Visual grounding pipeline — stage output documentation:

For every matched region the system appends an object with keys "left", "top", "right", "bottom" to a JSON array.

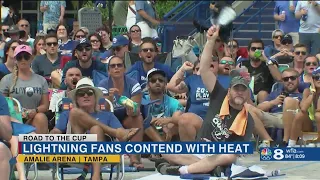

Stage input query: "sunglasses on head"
[
  {"left": 250, "top": 47, "right": 263, "bottom": 51},
  {"left": 77, "top": 46, "right": 92, "bottom": 51},
  {"left": 46, "top": 42, "right": 58, "bottom": 47},
  {"left": 76, "top": 89, "right": 94, "bottom": 97},
  {"left": 273, "top": 35, "right": 283, "bottom": 39},
  {"left": 109, "top": 63, "right": 124, "bottom": 69},
  {"left": 149, "top": 77, "right": 165, "bottom": 83},
  {"left": 76, "top": 35, "right": 85, "bottom": 39},
  {"left": 131, "top": 30, "right": 141, "bottom": 33},
  {"left": 306, "top": 62, "right": 318, "bottom": 66},
  {"left": 282, "top": 76, "right": 297, "bottom": 82},
  {"left": 141, "top": 48, "right": 155, "bottom": 53},
  {"left": 295, "top": 51, "right": 307, "bottom": 55},
  {"left": 220, "top": 60, "right": 234, "bottom": 65},
  {"left": 16, "top": 52, "right": 32, "bottom": 61},
  {"left": 313, "top": 75, "right": 320, "bottom": 81}
]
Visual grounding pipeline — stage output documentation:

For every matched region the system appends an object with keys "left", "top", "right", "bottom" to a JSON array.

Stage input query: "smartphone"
[{"left": 281, "top": 92, "right": 289, "bottom": 97}]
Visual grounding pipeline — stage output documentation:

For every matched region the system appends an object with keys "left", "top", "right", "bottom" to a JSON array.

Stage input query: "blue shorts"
[
  {"left": 114, "top": 108, "right": 128, "bottom": 122},
  {"left": 11, "top": 122, "right": 36, "bottom": 136}
]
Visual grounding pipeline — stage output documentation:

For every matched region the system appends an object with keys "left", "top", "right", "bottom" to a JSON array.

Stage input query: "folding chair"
[
  {"left": 5, "top": 97, "right": 38, "bottom": 180},
  {"left": 52, "top": 98, "right": 125, "bottom": 180}
]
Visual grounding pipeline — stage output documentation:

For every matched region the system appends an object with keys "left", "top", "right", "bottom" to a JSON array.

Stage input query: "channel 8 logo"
[
  {"left": 273, "top": 149, "right": 284, "bottom": 160},
  {"left": 260, "top": 148, "right": 284, "bottom": 161}
]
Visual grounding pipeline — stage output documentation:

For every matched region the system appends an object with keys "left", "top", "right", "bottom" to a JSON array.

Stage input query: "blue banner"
[
  {"left": 260, "top": 147, "right": 320, "bottom": 161},
  {"left": 19, "top": 142, "right": 253, "bottom": 155}
]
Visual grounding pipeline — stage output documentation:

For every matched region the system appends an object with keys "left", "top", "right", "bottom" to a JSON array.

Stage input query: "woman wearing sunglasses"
[
  {"left": 300, "top": 56, "right": 319, "bottom": 86},
  {"left": 98, "top": 56, "right": 144, "bottom": 168},
  {"left": 0, "top": 40, "right": 20, "bottom": 79},
  {"left": 129, "top": 25, "right": 142, "bottom": 53},
  {"left": 73, "top": 29, "right": 86, "bottom": 41},
  {"left": 0, "top": 44, "right": 49, "bottom": 134}
]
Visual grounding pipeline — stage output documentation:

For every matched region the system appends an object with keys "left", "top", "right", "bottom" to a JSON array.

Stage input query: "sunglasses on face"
[
  {"left": 46, "top": 42, "right": 58, "bottom": 47},
  {"left": 109, "top": 63, "right": 124, "bottom": 69},
  {"left": 282, "top": 76, "right": 297, "bottom": 82},
  {"left": 90, "top": 40, "right": 99, "bottom": 44},
  {"left": 77, "top": 46, "right": 92, "bottom": 52},
  {"left": 250, "top": 47, "right": 263, "bottom": 51},
  {"left": 228, "top": 45, "right": 238, "bottom": 49},
  {"left": 76, "top": 89, "right": 94, "bottom": 97},
  {"left": 313, "top": 75, "right": 320, "bottom": 81},
  {"left": 76, "top": 35, "right": 85, "bottom": 39},
  {"left": 295, "top": 51, "right": 307, "bottom": 55},
  {"left": 273, "top": 35, "right": 283, "bottom": 39},
  {"left": 16, "top": 53, "right": 32, "bottom": 61},
  {"left": 131, "top": 30, "right": 141, "bottom": 33},
  {"left": 141, "top": 48, "right": 155, "bottom": 53},
  {"left": 149, "top": 77, "right": 165, "bottom": 83},
  {"left": 2, "top": 29, "right": 9, "bottom": 32},
  {"left": 220, "top": 60, "right": 234, "bottom": 65},
  {"left": 306, "top": 62, "right": 318, "bottom": 66}
]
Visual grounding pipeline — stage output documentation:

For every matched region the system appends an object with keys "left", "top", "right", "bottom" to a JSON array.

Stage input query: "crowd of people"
[{"left": 0, "top": 0, "right": 320, "bottom": 179}]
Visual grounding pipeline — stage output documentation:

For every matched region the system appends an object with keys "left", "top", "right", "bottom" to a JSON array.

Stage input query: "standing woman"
[
  {"left": 126, "top": 0, "right": 136, "bottom": 31},
  {"left": 0, "top": 44, "right": 49, "bottom": 134},
  {"left": 0, "top": 40, "right": 20, "bottom": 77},
  {"left": 33, "top": 36, "right": 46, "bottom": 56},
  {"left": 129, "top": 25, "right": 142, "bottom": 53},
  {"left": 98, "top": 56, "right": 144, "bottom": 168}
]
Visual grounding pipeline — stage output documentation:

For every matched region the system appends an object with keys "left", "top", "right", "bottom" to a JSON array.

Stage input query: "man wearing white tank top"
[{"left": 135, "top": 1, "right": 159, "bottom": 38}]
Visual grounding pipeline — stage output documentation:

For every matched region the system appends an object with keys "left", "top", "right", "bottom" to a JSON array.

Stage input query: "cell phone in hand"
[{"left": 281, "top": 91, "right": 289, "bottom": 97}]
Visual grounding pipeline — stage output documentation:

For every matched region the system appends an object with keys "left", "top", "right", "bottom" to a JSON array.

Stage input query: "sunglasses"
[
  {"left": 2, "top": 29, "right": 9, "bottom": 32},
  {"left": 76, "top": 35, "right": 85, "bottom": 39},
  {"left": 295, "top": 51, "right": 307, "bottom": 55},
  {"left": 11, "top": 46, "right": 17, "bottom": 51},
  {"left": 77, "top": 46, "right": 92, "bottom": 51},
  {"left": 141, "top": 48, "right": 155, "bottom": 53},
  {"left": 109, "top": 63, "right": 124, "bottom": 68},
  {"left": 220, "top": 60, "right": 234, "bottom": 65},
  {"left": 149, "top": 77, "right": 165, "bottom": 83},
  {"left": 156, "top": 42, "right": 162, "bottom": 46},
  {"left": 16, "top": 53, "right": 32, "bottom": 61},
  {"left": 305, "top": 62, "right": 318, "bottom": 66},
  {"left": 228, "top": 45, "right": 238, "bottom": 49},
  {"left": 131, "top": 30, "right": 141, "bottom": 33},
  {"left": 273, "top": 35, "right": 283, "bottom": 39},
  {"left": 76, "top": 89, "right": 94, "bottom": 97},
  {"left": 250, "top": 47, "right": 263, "bottom": 51},
  {"left": 90, "top": 40, "right": 99, "bottom": 44},
  {"left": 46, "top": 42, "right": 58, "bottom": 47},
  {"left": 282, "top": 76, "right": 297, "bottom": 82},
  {"left": 313, "top": 76, "right": 320, "bottom": 81}
]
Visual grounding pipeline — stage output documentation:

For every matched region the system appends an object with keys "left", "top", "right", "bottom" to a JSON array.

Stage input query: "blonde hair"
[{"left": 9, "top": 64, "right": 19, "bottom": 96}]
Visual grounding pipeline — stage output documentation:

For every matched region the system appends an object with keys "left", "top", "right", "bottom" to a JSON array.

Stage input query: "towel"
[{"left": 219, "top": 95, "right": 247, "bottom": 136}]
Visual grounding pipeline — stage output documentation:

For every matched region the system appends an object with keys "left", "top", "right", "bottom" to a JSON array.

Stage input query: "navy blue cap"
[
  {"left": 112, "top": 35, "right": 129, "bottom": 47},
  {"left": 75, "top": 38, "right": 91, "bottom": 49}
]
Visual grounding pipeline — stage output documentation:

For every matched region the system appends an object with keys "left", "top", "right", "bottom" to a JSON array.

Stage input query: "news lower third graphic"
[{"left": 260, "top": 148, "right": 320, "bottom": 161}]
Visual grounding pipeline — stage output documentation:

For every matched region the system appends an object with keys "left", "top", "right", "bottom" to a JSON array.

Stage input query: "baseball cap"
[
  {"left": 281, "top": 34, "right": 293, "bottom": 45},
  {"left": 147, "top": 68, "right": 166, "bottom": 80},
  {"left": 14, "top": 45, "right": 32, "bottom": 58},
  {"left": 75, "top": 38, "right": 91, "bottom": 50},
  {"left": 112, "top": 35, "right": 129, "bottom": 48},
  {"left": 312, "top": 67, "right": 320, "bottom": 76},
  {"left": 229, "top": 68, "right": 250, "bottom": 88}
]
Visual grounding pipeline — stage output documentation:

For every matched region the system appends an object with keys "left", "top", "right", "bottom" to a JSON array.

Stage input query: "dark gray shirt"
[{"left": 32, "top": 54, "right": 61, "bottom": 77}]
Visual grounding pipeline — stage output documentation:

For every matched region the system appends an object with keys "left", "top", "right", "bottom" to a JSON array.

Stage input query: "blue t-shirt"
[
  {"left": 55, "top": 110, "right": 122, "bottom": 133},
  {"left": 264, "top": 45, "right": 280, "bottom": 59},
  {"left": 135, "top": 1, "right": 156, "bottom": 28},
  {"left": 0, "top": 64, "right": 10, "bottom": 76},
  {"left": 143, "top": 94, "right": 184, "bottom": 118},
  {"left": 127, "top": 61, "right": 174, "bottom": 89},
  {"left": 185, "top": 75, "right": 209, "bottom": 119},
  {"left": 98, "top": 75, "right": 142, "bottom": 109},
  {"left": 265, "top": 90, "right": 302, "bottom": 113},
  {"left": 58, "top": 40, "right": 77, "bottom": 56},
  {"left": 0, "top": 94, "right": 10, "bottom": 116},
  {"left": 92, "top": 50, "right": 112, "bottom": 61},
  {"left": 274, "top": 1, "right": 300, "bottom": 33},
  {"left": 40, "top": 1, "right": 66, "bottom": 24}
]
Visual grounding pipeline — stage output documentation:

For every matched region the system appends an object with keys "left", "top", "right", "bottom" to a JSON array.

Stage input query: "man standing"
[
  {"left": 135, "top": 0, "right": 159, "bottom": 38},
  {"left": 112, "top": 1, "right": 129, "bottom": 26},
  {"left": 40, "top": 0, "right": 66, "bottom": 33},
  {"left": 295, "top": 0, "right": 320, "bottom": 55},
  {"left": 274, "top": 0, "right": 300, "bottom": 45},
  {"left": 17, "top": 19, "right": 35, "bottom": 47}
]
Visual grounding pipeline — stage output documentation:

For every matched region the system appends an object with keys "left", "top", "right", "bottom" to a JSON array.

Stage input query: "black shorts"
[{"left": 114, "top": 108, "right": 128, "bottom": 123}]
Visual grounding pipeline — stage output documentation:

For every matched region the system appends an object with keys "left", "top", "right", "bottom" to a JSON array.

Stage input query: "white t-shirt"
[
  {"left": 126, "top": 5, "right": 137, "bottom": 31},
  {"left": 295, "top": 1, "right": 320, "bottom": 33},
  {"left": 1, "top": 6, "right": 9, "bottom": 23}
]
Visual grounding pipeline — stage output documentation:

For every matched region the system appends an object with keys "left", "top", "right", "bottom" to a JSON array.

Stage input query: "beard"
[{"left": 233, "top": 96, "right": 245, "bottom": 106}]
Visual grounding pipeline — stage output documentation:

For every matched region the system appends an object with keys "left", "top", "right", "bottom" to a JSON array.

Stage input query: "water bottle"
[
  {"left": 118, "top": 96, "right": 138, "bottom": 114},
  {"left": 281, "top": 11, "right": 286, "bottom": 20}
]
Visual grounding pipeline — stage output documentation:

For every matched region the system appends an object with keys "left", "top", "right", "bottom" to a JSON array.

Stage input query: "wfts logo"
[{"left": 260, "top": 148, "right": 272, "bottom": 160}]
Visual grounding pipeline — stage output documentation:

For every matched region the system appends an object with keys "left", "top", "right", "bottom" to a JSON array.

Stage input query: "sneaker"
[
  {"left": 157, "top": 162, "right": 180, "bottom": 175},
  {"left": 258, "top": 140, "right": 271, "bottom": 148}
]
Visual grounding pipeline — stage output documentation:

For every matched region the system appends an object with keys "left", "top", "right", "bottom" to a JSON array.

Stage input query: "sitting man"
[
  {"left": 60, "top": 39, "right": 106, "bottom": 89},
  {"left": 143, "top": 68, "right": 185, "bottom": 142},
  {"left": 218, "top": 56, "right": 235, "bottom": 75},
  {"left": 0, "top": 93, "right": 13, "bottom": 180},
  {"left": 158, "top": 26, "right": 255, "bottom": 175},
  {"left": 50, "top": 77, "right": 140, "bottom": 180},
  {"left": 250, "top": 68, "right": 306, "bottom": 147}
]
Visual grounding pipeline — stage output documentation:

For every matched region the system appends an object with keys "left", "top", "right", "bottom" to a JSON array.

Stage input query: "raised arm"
[
  {"left": 199, "top": 26, "right": 219, "bottom": 92},
  {"left": 300, "top": 88, "right": 314, "bottom": 113},
  {"left": 167, "top": 61, "right": 193, "bottom": 94}
]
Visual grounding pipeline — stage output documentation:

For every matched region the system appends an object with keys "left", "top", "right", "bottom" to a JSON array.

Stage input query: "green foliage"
[
  {"left": 82, "top": 1, "right": 109, "bottom": 22},
  {"left": 155, "top": 1, "right": 180, "bottom": 19}
]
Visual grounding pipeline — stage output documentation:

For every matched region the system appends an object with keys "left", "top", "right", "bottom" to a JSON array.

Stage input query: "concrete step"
[
  {"left": 235, "top": 37, "right": 272, "bottom": 47},
  {"left": 236, "top": 15, "right": 275, "bottom": 23},
  {"left": 242, "top": 7, "right": 274, "bottom": 16},
  {"left": 252, "top": 1, "right": 275, "bottom": 9},
  {"left": 233, "top": 22, "right": 276, "bottom": 31},
  {"left": 233, "top": 30, "right": 274, "bottom": 39}
]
